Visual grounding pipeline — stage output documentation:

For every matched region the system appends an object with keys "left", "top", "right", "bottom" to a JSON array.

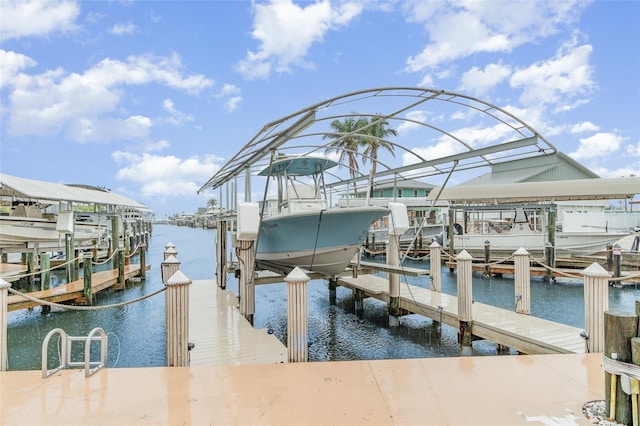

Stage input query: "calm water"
[{"left": 6, "top": 225, "right": 640, "bottom": 370}]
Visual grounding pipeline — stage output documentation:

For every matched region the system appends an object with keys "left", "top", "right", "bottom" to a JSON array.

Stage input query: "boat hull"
[
  {"left": 0, "top": 216, "right": 109, "bottom": 249},
  {"left": 256, "top": 206, "right": 389, "bottom": 275},
  {"left": 452, "top": 231, "right": 628, "bottom": 257}
]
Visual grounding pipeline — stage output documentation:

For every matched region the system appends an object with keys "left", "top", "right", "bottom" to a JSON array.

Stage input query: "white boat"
[
  {"left": 441, "top": 207, "right": 629, "bottom": 257},
  {"left": 255, "top": 156, "right": 389, "bottom": 276},
  {"left": 0, "top": 204, "right": 110, "bottom": 249}
]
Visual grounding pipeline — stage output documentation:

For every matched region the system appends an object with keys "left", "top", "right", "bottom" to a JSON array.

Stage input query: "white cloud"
[
  {"left": 570, "top": 132, "right": 624, "bottom": 160},
  {"left": 570, "top": 121, "right": 599, "bottom": 134},
  {"left": 112, "top": 151, "right": 223, "bottom": 199},
  {"left": 0, "top": 50, "right": 37, "bottom": 88},
  {"left": 216, "top": 84, "right": 243, "bottom": 111},
  {"left": 236, "top": 0, "right": 363, "bottom": 79},
  {"left": 0, "top": 0, "right": 80, "bottom": 40},
  {"left": 625, "top": 141, "right": 640, "bottom": 158},
  {"left": 403, "top": 0, "right": 587, "bottom": 71},
  {"left": 396, "top": 110, "right": 429, "bottom": 134},
  {"left": 459, "top": 62, "right": 511, "bottom": 96},
  {"left": 510, "top": 37, "right": 595, "bottom": 110},
  {"left": 5, "top": 53, "right": 213, "bottom": 142},
  {"left": 110, "top": 22, "right": 137, "bottom": 36},
  {"left": 161, "top": 99, "right": 195, "bottom": 126}
]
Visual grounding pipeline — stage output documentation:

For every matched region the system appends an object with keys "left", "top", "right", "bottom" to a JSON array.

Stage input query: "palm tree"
[
  {"left": 361, "top": 114, "right": 397, "bottom": 176},
  {"left": 323, "top": 116, "right": 368, "bottom": 196},
  {"left": 207, "top": 198, "right": 217, "bottom": 211}
]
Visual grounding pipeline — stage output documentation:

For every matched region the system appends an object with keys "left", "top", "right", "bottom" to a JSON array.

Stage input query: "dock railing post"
[
  {"left": 1, "top": 278, "right": 9, "bottom": 371},
  {"left": 161, "top": 255, "right": 180, "bottom": 285},
  {"left": 514, "top": 247, "right": 530, "bottom": 315},
  {"left": 165, "top": 270, "right": 192, "bottom": 367},
  {"left": 456, "top": 250, "right": 473, "bottom": 356},
  {"left": 583, "top": 263, "right": 610, "bottom": 353},
  {"left": 429, "top": 241, "right": 441, "bottom": 292},
  {"left": 285, "top": 267, "right": 309, "bottom": 362}
]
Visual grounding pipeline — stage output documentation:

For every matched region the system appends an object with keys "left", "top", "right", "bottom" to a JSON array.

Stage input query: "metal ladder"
[{"left": 41, "top": 327, "right": 108, "bottom": 378}]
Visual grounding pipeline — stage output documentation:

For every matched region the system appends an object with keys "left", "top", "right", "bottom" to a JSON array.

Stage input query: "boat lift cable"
[
  {"left": 401, "top": 160, "right": 458, "bottom": 263},
  {"left": 309, "top": 209, "right": 325, "bottom": 273}
]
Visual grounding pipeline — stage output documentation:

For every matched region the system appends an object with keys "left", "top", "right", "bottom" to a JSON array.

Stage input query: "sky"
[{"left": 1, "top": 0, "right": 639, "bottom": 218}]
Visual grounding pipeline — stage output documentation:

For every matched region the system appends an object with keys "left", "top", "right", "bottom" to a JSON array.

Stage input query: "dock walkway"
[
  {"left": 338, "top": 274, "right": 586, "bottom": 354},
  {"left": 188, "top": 279, "right": 287, "bottom": 365},
  {"left": 7, "top": 265, "right": 143, "bottom": 311}
]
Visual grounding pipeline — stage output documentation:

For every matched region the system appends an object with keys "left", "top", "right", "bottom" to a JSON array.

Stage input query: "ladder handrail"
[{"left": 41, "top": 327, "right": 108, "bottom": 378}]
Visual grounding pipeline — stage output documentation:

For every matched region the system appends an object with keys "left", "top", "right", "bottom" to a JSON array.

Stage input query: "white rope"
[
  {"left": 8, "top": 255, "right": 81, "bottom": 279},
  {"left": 7, "top": 286, "right": 166, "bottom": 311},
  {"left": 602, "top": 354, "right": 640, "bottom": 380}
]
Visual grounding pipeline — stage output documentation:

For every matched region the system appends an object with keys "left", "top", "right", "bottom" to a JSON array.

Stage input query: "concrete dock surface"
[{"left": 1, "top": 352, "right": 605, "bottom": 425}]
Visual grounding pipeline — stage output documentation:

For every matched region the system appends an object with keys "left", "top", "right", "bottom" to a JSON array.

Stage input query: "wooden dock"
[
  {"left": 337, "top": 274, "right": 586, "bottom": 355},
  {"left": 0, "top": 263, "right": 27, "bottom": 282},
  {"left": 7, "top": 265, "right": 144, "bottom": 311},
  {"left": 188, "top": 279, "right": 287, "bottom": 365}
]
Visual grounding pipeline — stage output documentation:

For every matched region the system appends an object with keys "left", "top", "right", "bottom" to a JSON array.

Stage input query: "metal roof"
[
  {"left": 0, "top": 173, "right": 146, "bottom": 208},
  {"left": 198, "top": 87, "right": 557, "bottom": 194},
  {"left": 426, "top": 177, "right": 640, "bottom": 204}
]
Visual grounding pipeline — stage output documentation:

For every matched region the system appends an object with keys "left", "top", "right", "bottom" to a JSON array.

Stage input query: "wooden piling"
[
  {"left": 583, "top": 263, "right": 610, "bottom": 353},
  {"left": 604, "top": 310, "right": 638, "bottom": 424},
  {"left": 116, "top": 248, "right": 125, "bottom": 290},
  {"left": 514, "top": 247, "right": 530, "bottom": 315},
  {"left": 40, "top": 253, "right": 51, "bottom": 314},
  {"left": 387, "top": 234, "right": 401, "bottom": 327},
  {"left": 631, "top": 338, "right": 640, "bottom": 426},
  {"left": 429, "top": 241, "right": 441, "bottom": 292},
  {"left": 285, "top": 267, "right": 309, "bottom": 362},
  {"left": 483, "top": 240, "right": 490, "bottom": 276},
  {"left": 139, "top": 244, "right": 146, "bottom": 280},
  {"left": 83, "top": 253, "right": 92, "bottom": 305},
  {"left": 0, "top": 278, "right": 9, "bottom": 372},
  {"left": 457, "top": 250, "right": 473, "bottom": 356},
  {"left": 40, "top": 253, "right": 50, "bottom": 291},
  {"left": 329, "top": 278, "right": 337, "bottom": 305},
  {"left": 165, "top": 270, "right": 192, "bottom": 367},
  {"left": 354, "top": 288, "right": 364, "bottom": 317}
]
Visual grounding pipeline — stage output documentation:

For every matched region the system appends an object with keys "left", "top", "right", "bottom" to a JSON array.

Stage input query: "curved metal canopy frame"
[{"left": 198, "top": 87, "right": 556, "bottom": 194}]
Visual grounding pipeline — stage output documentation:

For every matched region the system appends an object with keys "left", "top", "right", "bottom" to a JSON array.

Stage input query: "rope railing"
[
  {"left": 126, "top": 243, "right": 143, "bottom": 258},
  {"left": 7, "top": 286, "right": 166, "bottom": 311},
  {"left": 529, "top": 256, "right": 583, "bottom": 278},
  {"left": 6, "top": 255, "right": 82, "bottom": 280},
  {"left": 91, "top": 248, "right": 122, "bottom": 266}
]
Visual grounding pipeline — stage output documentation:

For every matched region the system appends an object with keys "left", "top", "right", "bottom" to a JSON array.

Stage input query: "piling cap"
[
  {"left": 583, "top": 262, "right": 611, "bottom": 278},
  {"left": 514, "top": 247, "right": 529, "bottom": 255},
  {"left": 162, "top": 255, "right": 180, "bottom": 264},
  {"left": 455, "top": 250, "right": 473, "bottom": 261},
  {"left": 429, "top": 240, "right": 441, "bottom": 248},
  {"left": 284, "top": 267, "right": 310, "bottom": 283},
  {"left": 164, "top": 246, "right": 178, "bottom": 255},
  {"left": 166, "top": 270, "right": 192, "bottom": 286},
  {"left": 165, "top": 242, "right": 175, "bottom": 249}
]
